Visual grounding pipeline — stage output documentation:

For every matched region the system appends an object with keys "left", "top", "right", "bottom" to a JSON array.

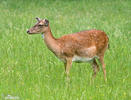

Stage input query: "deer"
[{"left": 27, "top": 17, "right": 109, "bottom": 81}]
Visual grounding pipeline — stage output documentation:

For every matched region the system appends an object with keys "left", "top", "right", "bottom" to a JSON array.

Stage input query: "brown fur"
[{"left": 27, "top": 18, "right": 109, "bottom": 81}]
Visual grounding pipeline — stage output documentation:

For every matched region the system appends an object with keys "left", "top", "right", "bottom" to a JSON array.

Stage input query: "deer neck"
[{"left": 42, "top": 26, "right": 60, "bottom": 54}]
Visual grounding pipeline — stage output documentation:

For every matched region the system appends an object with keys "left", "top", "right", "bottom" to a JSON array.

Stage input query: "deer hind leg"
[
  {"left": 91, "top": 58, "right": 100, "bottom": 79},
  {"left": 99, "top": 55, "right": 106, "bottom": 81}
]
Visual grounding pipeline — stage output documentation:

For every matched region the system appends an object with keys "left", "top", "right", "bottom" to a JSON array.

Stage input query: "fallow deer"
[{"left": 27, "top": 18, "right": 109, "bottom": 81}]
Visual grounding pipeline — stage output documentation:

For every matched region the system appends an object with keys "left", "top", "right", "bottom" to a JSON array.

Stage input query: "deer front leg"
[{"left": 64, "top": 58, "right": 72, "bottom": 77}]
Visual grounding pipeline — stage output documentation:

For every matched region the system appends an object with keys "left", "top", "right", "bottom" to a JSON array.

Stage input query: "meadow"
[{"left": 0, "top": 0, "right": 131, "bottom": 100}]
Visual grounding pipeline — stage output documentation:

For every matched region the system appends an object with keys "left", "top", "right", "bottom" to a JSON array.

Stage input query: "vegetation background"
[{"left": 0, "top": 0, "right": 130, "bottom": 100}]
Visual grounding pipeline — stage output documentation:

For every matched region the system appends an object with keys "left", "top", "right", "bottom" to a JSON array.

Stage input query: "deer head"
[{"left": 27, "top": 17, "right": 49, "bottom": 34}]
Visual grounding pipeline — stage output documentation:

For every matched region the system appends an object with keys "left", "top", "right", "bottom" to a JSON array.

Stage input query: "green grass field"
[{"left": 0, "top": 0, "right": 131, "bottom": 100}]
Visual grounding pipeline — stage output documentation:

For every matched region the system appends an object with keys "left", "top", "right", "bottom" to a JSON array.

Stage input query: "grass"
[{"left": 0, "top": 0, "right": 131, "bottom": 100}]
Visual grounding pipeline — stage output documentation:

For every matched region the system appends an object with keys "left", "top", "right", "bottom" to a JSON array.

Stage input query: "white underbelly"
[{"left": 72, "top": 55, "right": 96, "bottom": 62}]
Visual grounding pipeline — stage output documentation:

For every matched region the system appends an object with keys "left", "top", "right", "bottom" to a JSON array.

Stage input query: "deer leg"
[
  {"left": 64, "top": 63, "right": 66, "bottom": 71},
  {"left": 91, "top": 58, "right": 99, "bottom": 78},
  {"left": 99, "top": 56, "right": 106, "bottom": 81},
  {"left": 65, "top": 58, "right": 72, "bottom": 77}
]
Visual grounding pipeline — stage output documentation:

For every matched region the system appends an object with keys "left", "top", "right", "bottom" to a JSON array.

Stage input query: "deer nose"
[{"left": 27, "top": 30, "right": 30, "bottom": 33}]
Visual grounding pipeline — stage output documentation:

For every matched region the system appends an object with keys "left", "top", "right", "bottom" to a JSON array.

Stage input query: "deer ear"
[
  {"left": 36, "top": 17, "right": 41, "bottom": 22},
  {"left": 44, "top": 19, "right": 49, "bottom": 26}
]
